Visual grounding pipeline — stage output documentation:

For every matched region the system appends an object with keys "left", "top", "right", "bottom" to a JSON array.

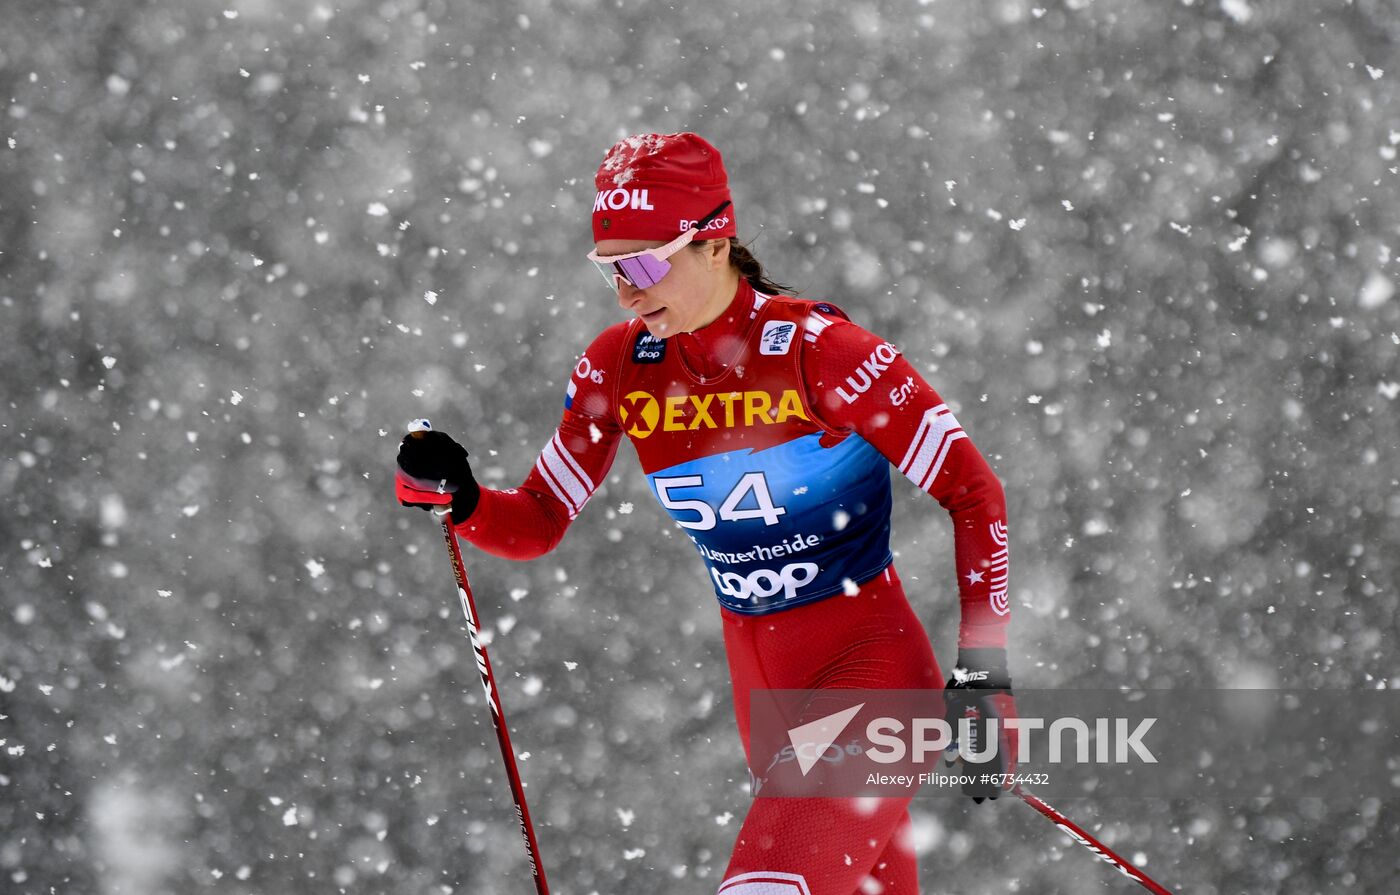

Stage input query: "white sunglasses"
[{"left": 586, "top": 201, "right": 731, "bottom": 291}]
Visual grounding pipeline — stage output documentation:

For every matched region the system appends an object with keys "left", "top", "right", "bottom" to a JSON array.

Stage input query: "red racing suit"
[{"left": 459, "top": 281, "right": 1010, "bottom": 894}]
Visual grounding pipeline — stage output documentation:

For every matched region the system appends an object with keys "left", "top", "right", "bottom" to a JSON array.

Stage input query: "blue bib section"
[{"left": 646, "top": 432, "right": 893, "bottom": 614}]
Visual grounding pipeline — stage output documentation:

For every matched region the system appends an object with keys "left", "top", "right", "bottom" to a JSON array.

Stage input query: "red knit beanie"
[{"left": 591, "top": 133, "right": 737, "bottom": 243}]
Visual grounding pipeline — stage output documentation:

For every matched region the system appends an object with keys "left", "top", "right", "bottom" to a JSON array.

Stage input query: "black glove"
[
  {"left": 395, "top": 430, "right": 480, "bottom": 521},
  {"left": 943, "top": 647, "right": 1018, "bottom": 804}
]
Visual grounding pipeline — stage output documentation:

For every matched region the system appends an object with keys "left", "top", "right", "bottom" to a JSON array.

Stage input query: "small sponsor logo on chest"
[
  {"left": 620, "top": 389, "right": 809, "bottom": 438},
  {"left": 760, "top": 320, "right": 796, "bottom": 355},
  {"left": 632, "top": 331, "right": 666, "bottom": 364}
]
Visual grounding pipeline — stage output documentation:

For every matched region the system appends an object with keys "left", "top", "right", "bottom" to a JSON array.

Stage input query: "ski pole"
[
  {"left": 437, "top": 510, "right": 550, "bottom": 894},
  {"left": 408, "top": 422, "right": 550, "bottom": 894},
  {"left": 1013, "top": 787, "right": 1173, "bottom": 894}
]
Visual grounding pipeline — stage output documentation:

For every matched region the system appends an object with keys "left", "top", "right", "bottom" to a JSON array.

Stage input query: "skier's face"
[{"left": 596, "top": 238, "right": 731, "bottom": 338}]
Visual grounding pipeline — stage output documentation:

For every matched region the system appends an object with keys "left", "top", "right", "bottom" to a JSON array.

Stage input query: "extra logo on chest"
[{"left": 619, "top": 387, "right": 810, "bottom": 439}]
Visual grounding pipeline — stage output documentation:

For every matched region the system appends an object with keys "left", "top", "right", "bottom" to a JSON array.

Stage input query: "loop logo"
[{"left": 711, "top": 562, "right": 819, "bottom": 604}]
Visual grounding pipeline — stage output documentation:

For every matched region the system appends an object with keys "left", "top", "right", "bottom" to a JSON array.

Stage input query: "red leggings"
[{"left": 719, "top": 565, "right": 941, "bottom": 895}]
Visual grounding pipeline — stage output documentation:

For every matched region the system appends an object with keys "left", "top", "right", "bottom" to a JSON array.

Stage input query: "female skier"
[{"left": 396, "top": 132, "right": 1017, "bottom": 895}]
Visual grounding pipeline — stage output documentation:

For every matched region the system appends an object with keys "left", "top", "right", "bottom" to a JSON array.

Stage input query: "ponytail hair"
[
  {"left": 696, "top": 238, "right": 797, "bottom": 296},
  {"left": 730, "top": 239, "right": 797, "bottom": 296}
]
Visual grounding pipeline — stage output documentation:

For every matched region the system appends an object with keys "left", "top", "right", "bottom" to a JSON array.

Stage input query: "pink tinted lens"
[{"left": 615, "top": 253, "right": 672, "bottom": 289}]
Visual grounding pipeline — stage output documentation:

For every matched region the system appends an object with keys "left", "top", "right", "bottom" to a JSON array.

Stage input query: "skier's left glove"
[
  {"left": 943, "top": 647, "right": 1018, "bottom": 804},
  {"left": 395, "top": 430, "right": 481, "bottom": 521}
]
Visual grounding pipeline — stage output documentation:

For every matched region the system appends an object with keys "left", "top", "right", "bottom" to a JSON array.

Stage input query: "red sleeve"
[
  {"left": 455, "top": 324, "right": 628, "bottom": 560},
  {"left": 802, "top": 307, "right": 1011, "bottom": 650}
]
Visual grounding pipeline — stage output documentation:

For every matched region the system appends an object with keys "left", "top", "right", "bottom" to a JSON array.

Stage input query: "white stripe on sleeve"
[
  {"left": 534, "top": 456, "right": 574, "bottom": 514},
  {"left": 551, "top": 433, "right": 595, "bottom": 493},
  {"left": 718, "top": 871, "right": 812, "bottom": 895},
  {"left": 897, "top": 404, "right": 967, "bottom": 492},
  {"left": 537, "top": 433, "right": 594, "bottom": 518}
]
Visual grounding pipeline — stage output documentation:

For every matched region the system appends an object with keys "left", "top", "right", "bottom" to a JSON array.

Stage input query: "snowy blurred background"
[{"left": 2, "top": 0, "right": 1398, "bottom": 892}]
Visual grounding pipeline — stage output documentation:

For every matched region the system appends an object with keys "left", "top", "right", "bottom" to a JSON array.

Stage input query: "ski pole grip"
[{"left": 404, "top": 419, "right": 451, "bottom": 517}]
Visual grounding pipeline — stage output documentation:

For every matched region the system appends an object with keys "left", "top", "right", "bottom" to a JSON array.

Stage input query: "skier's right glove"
[
  {"left": 395, "top": 429, "right": 481, "bottom": 521},
  {"left": 943, "top": 647, "right": 1018, "bottom": 804}
]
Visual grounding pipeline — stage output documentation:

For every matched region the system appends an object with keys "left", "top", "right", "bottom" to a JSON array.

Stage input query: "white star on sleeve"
[{"left": 965, "top": 569, "right": 985, "bottom": 585}]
